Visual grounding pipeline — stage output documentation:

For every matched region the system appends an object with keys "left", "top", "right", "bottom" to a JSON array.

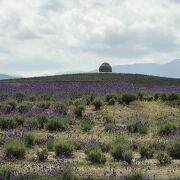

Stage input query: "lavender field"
[{"left": 0, "top": 79, "right": 180, "bottom": 179}]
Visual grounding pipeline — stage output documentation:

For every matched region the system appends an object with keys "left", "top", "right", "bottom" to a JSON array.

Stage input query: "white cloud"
[{"left": 0, "top": 0, "right": 180, "bottom": 76}]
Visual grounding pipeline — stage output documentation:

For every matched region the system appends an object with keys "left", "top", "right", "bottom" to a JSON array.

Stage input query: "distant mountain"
[
  {"left": 112, "top": 59, "right": 180, "bottom": 78},
  {"left": 0, "top": 74, "right": 15, "bottom": 80}
]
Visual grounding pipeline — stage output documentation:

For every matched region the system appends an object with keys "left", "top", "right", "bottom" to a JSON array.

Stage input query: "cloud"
[{"left": 0, "top": 0, "right": 180, "bottom": 76}]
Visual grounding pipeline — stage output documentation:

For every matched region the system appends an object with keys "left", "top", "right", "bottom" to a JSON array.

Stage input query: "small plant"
[
  {"left": 81, "top": 120, "right": 92, "bottom": 132},
  {"left": 18, "top": 103, "right": 31, "bottom": 114},
  {"left": 122, "top": 150, "right": 133, "bottom": 164},
  {"left": 57, "top": 164, "right": 78, "bottom": 180},
  {"left": 37, "top": 148, "right": 48, "bottom": 162},
  {"left": 0, "top": 165, "right": 14, "bottom": 179},
  {"left": 37, "top": 101, "right": 51, "bottom": 109},
  {"left": 156, "top": 151, "right": 171, "bottom": 165},
  {"left": 0, "top": 116, "right": 17, "bottom": 130},
  {"left": 46, "top": 139, "right": 55, "bottom": 151},
  {"left": 54, "top": 103, "right": 67, "bottom": 115},
  {"left": 122, "top": 93, "right": 136, "bottom": 105},
  {"left": 160, "top": 93, "right": 167, "bottom": 101},
  {"left": 106, "top": 93, "right": 117, "bottom": 102},
  {"left": 15, "top": 92, "right": 25, "bottom": 102},
  {"left": 104, "top": 123, "right": 115, "bottom": 133},
  {"left": 74, "top": 105, "right": 85, "bottom": 117},
  {"left": 24, "top": 132, "right": 36, "bottom": 147},
  {"left": 37, "top": 114, "right": 48, "bottom": 129},
  {"left": 108, "top": 98, "right": 116, "bottom": 105},
  {"left": 158, "top": 123, "right": 177, "bottom": 136},
  {"left": 87, "top": 147, "right": 106, "bottom": 164},
  {"left": 93, "top": 97, "right": 103, "bottom": 110},
  {"left": 4, "top": 139, "right": 26, "bottom": 159},
  {"left": 154, "top": 93, "right": 159, "bottom": 101},
  {"left": 126, "top": 170, "right": 144, "bottom": 180},
  {"left": 23, "top": 118, "right": 39, "bottom": 130},
  {"left": 168, "top": 93, "right": 179, "bottom": 101},
  {"left": 167, "top": 141, "right": 180, "bottom": 159},
  {"left": 139, "top": 144, "right": 155, "bottom": 159},
  {"left": 45, "top": 118, "right": 68, "bottom": 131},
  {"left": 127, "top": 121, "right": 149, "bottom": 135},
  {"left": 54, "top": 140, "right": 74, "bottom": 157}
]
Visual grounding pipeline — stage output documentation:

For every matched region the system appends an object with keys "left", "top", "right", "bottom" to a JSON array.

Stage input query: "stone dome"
[{"left": 99, "top": 62, "right": 112, "bottom": 72}]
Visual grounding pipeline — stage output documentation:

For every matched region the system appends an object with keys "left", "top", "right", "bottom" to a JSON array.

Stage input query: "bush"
[
  {"left": 168, "top": 93, "right": 179, "bottom": 101},
  {"left": 154, "top": 93, "right": 159, "bottom": 101},
  {"left": 81, "top": 120, "right": 92, "bottom": 132},
  {"left": 0, "top": 116, "right": 17, "bottom": 130},
  {"left": 15, "top": 92, "right": 25, "bottom": 102},
  {"left": 57, "top": 165, "right": 78, "bottom": 180},
  {"left": 24, "top": 132, "right": 36, "bottom": 147},
  {"left": 37, "top": 101, "right": 51, "bottom": 109},
  {"left": 106, "top": 93, "right": 117, "bottom": 102},
  {"left": 23, "top": 118, "right": 39, "bottom": 130},
  {"left": 4, "top": 139, "right": 26, "bottom": 159},
  {"left": 87, "top": 147, "right": 106, "bottom": 164},
  {"left": 74, "top": 105, "right": 85, "bottom": 117},
  {"left": 37, "top": 114, "right": 48, "bottom": 129},
  {"left": 158, "top": 123, "right": 177, "bottom": 136},
  {"left": 137, "top": 92, "right": 145, "bottom": 101},
  {"left": 2, "top": 100, "right": 17, "bottom": 113},
  {"left": 18, "top": 103, "right": 31, "bottom": 114},
  {"left": 167, "top": 141, "right": 180, "bottom": 159},
  {"left": 104, "top": 123, "right": 115, "bottom": 133},
  {"left": 160, "top": 93, "right": 167, "bottom": 101},
  {"left": 122, "top": 150, "right": 133, "bottom": 164},
  {"left": 93, "top": 97, "right": 103, "bottom": 110},
  {"left": 111, "top": 143, "right": 125, "bottom": 161},
  {"left": 126, "top": 170, "right": 144, "bottom": 180},
  {"left": 45, "top": 118, "right": 68, "bottom": 131},
  {"left": 54, "top": 103, "right": 67, "bottom": 115},
  {"left": 54, "top": 140, "right": 74, "bottom": 157},
  {"left": 127, "top": 121, "right": 149, "bottom": 135},
  {"left": 29, "top": 95, "right": 36, "bottom": 102},
  {"left": 37, "top": 148, "right": 48, "bottom": 162},
  {"left": 0, "top": 165, "right": 14, "bottom": 179},
  {"left": 108, "top": 98, "right": 116, "bottom": 105},
  {"left": 139, "top": 144, "right": 155, "bottom": 159},
  {"left": 46, "top": 139, "right": 55, "bottom": 151},
  {"left": 156, "top": 151, "right": 171, "bottom": 165},
  {"left": 122, "top": 93, "right": 136, "bottom": 105}
]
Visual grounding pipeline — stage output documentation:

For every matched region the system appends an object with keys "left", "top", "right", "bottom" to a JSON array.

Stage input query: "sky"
[{"left": 0, "top": 0, "right": 180, "bottom": 77}]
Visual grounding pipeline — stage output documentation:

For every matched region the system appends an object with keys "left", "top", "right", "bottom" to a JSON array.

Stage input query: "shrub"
[
  {"left": 118, "top": 96, "right": 123, "bottom": 104},
  {"left": 104, "top": 123, "right": 115, "bottom": 133},
  {"left": 122, "top": 150, "right": 133, "bottom": 164},
  {"left": 81, "top": 120, "right": 92, "bottom": 132},
  {"left": 74, "top": 105, "right": 85, "bottom": 117},
  {"left": 137, "top": 92, "right": 145, "bottom": 101},
  {"left": 106, "top": 93, "right": 117, "bottom": 102},
  {"left": 108, "top": 98, "right": 116, "bottom": 105},
  {"left": 168, "top": 93, "right": 179, "bottom": 101},
  {"left": 54, "top": 140, "right": 74, "bottom": 157},
  {"left": 156, "top": 151, "right": 171, "bottom": 165},
  {"left": 37, "top": 101, "right": 51, "bottom": 109},
  {"left": 154, "top": 93, "right": 160, "bottom": 101},
  {"left": 54, "top": 103, "right": 67, "bottom": 115},
  {"left": 24, "top": 132, "right": 36, "bottom": 147},
  {"left": 122, "top": 93, "right": 136, "bottom": 105},
  {"left": 45, "top": 118, "right": 68, "bottom": 131},
  {"left": 0, "top": 116, "right": 17, "bottom": 130},
  {"left": 126, "top": 170, "right": 144, "bottom": 180},
  {"left": 37, "top": 148, "right": 48, "bottom": 162},
  {"left": 158, "top": 123, "right": 177, "bottom": 136},
  {"left": 111, "top": 143, "right": 125, "bottom": 161},
  {"left": 0, "top": 165, "right": 14, "bottom": 179},
  {"left": 167, "top": 141, "right": 180, "bottom": 159},
  {"left": 23, "top": 118, "right": 39, "bottom": 130},
  {"left": 127, "top": 121, "right": 149, "bottom": 135},
  {"left": 160, "top": 93, "right": 167, "bottom": 101},
  {"left": 29, "top": 95, "right": 36, "bottom": 102},
  {"left": 18, "top": 103, "right": 31, "bottom": 114},
  {"left": 46, "top": 139, "right": 55, "bottom": 151},
  {"left": 2, "top": 100, "right": 17, "bottom": 113},
  {"left": 37, "top": 114, "right": 48, "bottom": 129},
  {"left": 15, "top": 92, "right": 25, "bottom": 102},
  {"left": 93, "top": 97, "right": 103, "bottom": 110},
  {"left": 57, "top": 165, "right": 78, "bottom": 180},
  {"left": 87, "top": 147, "right": 106, "bottom": 164},
  {"left": 4, "top": 139, "right": 26, "bottom": 159},
  {"left": 139, "top": 144, "right": 155, "bottom": 159}
]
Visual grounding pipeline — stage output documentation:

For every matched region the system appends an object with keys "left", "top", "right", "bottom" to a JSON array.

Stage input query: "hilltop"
[{"left": 2, "top": 73, "right": 180, "bottom": 86}]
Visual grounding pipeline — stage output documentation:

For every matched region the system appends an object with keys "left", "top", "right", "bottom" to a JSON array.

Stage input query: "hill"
[
  {"left": 0, "top": 74, "right": 15, "bottom": 80},
  {"left": 112, "top": 59, "right": 180, "bottom": 78},
  {"left": 2, "top": 73, "right": 180, "bottom": 86}
]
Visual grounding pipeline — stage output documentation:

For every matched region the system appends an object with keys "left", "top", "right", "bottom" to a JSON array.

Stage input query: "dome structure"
[{"left": 99, "top": 62, "right": 112, "bottom": 72}]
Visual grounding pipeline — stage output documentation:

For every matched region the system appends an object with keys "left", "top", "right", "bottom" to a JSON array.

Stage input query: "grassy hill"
[{"left": 2, "top": 73, "right": 180, "bottom": 86}]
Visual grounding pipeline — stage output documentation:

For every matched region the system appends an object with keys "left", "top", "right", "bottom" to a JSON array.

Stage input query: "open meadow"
[{"left": 0, "top": 74, "right": 180, "bottom": 179}]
